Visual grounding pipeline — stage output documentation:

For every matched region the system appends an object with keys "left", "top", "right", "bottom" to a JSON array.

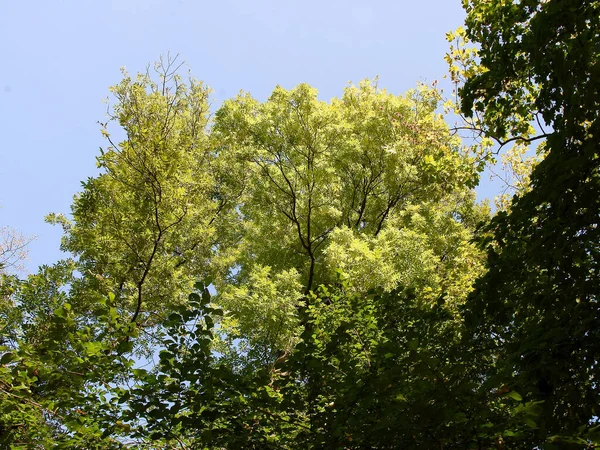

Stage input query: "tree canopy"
[
  {"left": 1, "top": 0, "right": 599, "bottom": 447},
  {"left": 458, "top": 0, "right": 600, "bottom": 446}
]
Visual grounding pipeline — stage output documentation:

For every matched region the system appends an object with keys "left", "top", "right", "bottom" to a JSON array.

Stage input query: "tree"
[
  {"left": 0, "top": 219, "right": 34, "bottom": 349},
  {"left": 47, "top": 56, "right": 238, "bottom": 329},
  {"left": 43, "top": 69, "right": 486, "bottom": 367},
  {"left": 86, "top": 77, "right": 490, "bottom": 448},
  {"left": 212, "top": 80, "right": 486, "bottom": 365},
  {"left": 1, "top": 60, "right": 493, "bottom": 447},
  {"left": 105, "top": 279, "right": 531, "bottom": 449},
  {"left": 0, "top": 286, "right": 137, "bottom": 448},
  {"left": 457, "top": 0, "right": 600, "bottom": 446}
]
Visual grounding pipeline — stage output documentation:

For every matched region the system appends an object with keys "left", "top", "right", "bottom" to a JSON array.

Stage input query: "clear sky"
[{"left": 0, "top": 0, "right": 486, "bottom": 274}]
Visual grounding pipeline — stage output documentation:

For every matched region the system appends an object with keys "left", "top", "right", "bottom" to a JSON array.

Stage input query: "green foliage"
[
  {"left": 216, "top": 266, "right": 304, "bottom": 368},
  {"left": 52, "top": 57, "right": 236, "bottom": 325},
  {"left": 213, "top": 80, "right": 485, "bottom": 364},
  {"left": 458, "top": 0, "right": 600, "bottom": 446},
  {"left": 215, "top": 81, "right": 479, "bottom": 291},
  {"left": 0, "top": 287, "right": 137, "bottom": 448},
  {"left": 110, "top": 282, "right": 303, "bottom": 449},
  {"left": 8, "top": 47, "right": 573, "bottom": 448},
  {"left": 106, "top": 280, "right": 538, "bottom": 449},
  {"left": 270, "top": 279, "right": 522, "bottom": 449},
  {"left": 44, "top": 63, "right": 486, "bottom": 369}
]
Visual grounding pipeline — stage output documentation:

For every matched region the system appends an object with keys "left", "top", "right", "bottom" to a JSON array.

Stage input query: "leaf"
[
  {"left": 504, "top": 390, "right": 522, "bottom": 402},
  {"left": 0, "top": 352, "right": 16, "bottom": 365},
  {"left": 523, "top": 417, "right": 537, "bottom": 429},
  {"left": 132, "top": 368, "right": 148, "bottom": 378},
  {"left": 408, "top": 339, "right": 419, "bottom": 351},
  {"left": 54, "top": 306, "right": 67, "bottom": 319},
  {"left": 83, "top": 342, "right": 104, "bottom": 356}
]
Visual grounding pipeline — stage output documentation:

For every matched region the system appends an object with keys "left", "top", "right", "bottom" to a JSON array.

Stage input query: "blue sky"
[{"left": 1, "top": 0, "right": 489, "bottom": 273}]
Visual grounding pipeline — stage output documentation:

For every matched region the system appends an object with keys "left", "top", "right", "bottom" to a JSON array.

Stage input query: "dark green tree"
[{"left": 459, "top": 0, "right": 600, "bottom": 446}]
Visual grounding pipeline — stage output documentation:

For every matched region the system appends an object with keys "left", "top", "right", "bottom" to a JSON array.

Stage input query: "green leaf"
[
  {"left": 0, "top": 352, "right": 16, "bottom": 365},
  {"left": 83, "top": 342, "right": 104, "bottom": 356},
  {"left": 504, "top": 390, "right": 522, "bottom": 402},
  {"left": 408, "top": 339, "right": 419, "bottom": 351}
]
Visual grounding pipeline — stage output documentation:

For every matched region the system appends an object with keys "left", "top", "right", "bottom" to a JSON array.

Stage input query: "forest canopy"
[{"left": 1, "top": 0, "right": 599, "bottom": 448}]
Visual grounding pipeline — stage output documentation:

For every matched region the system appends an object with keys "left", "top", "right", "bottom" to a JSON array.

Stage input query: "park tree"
[{"left": 454, "top": 0, "right": 600, "bottom": 446}]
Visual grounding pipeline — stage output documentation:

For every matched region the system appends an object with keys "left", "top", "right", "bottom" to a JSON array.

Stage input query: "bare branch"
[{"left": 0, "top": 226, "right": 35, "bottom": 273}]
